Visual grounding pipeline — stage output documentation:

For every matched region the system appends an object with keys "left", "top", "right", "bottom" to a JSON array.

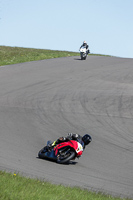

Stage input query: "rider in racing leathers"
[
  {"left": 47, "top": 133, "right": 92, "bottom": 151},
  {"left": 80, "top": 41, "right": 90, "bottom": 55}
]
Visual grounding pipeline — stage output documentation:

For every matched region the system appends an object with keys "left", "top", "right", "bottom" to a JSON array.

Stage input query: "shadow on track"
[
  {"left": 74, "top": 58, "right": 81, "bottom": 61},
  {"left": 37, "top": 157, "right": 77, "bottom": 165}
]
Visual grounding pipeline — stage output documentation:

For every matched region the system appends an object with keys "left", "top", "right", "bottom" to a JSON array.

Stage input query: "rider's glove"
[
  {"left": 56, "top": 137, "right": 66, "bottom": 143},
  {"left": 59, "top": 137, "right": 65, "bottom": 141}
]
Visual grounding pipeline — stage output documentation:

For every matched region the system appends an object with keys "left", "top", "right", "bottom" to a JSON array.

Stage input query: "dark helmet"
[{"left": 82, "top": 134, "right": 92, "bottom": 145}]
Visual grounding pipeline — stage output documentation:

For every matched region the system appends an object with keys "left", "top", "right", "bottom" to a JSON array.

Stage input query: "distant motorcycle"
[
  {"left": 38, "top": 140, "right": 84, "bottom": 164},
  {"left": 80, "top": 46, "right": 87, "bottom": 60}
]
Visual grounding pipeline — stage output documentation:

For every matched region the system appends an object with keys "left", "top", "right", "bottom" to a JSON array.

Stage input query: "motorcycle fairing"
[{"left": 54, "top": 140, "right": 83, "bottom": 156}]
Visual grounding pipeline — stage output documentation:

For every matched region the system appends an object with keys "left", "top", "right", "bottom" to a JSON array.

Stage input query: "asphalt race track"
[{"left": 0, "top": 56, "right": 133, "bottom": 198}]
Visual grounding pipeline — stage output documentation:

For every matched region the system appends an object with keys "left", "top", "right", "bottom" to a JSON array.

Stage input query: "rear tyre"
[{"left": 57, "top": 150, "right": 76, "bottom": 164}]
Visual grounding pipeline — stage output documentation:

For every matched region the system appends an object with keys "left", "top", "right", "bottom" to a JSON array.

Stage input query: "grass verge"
[
  {"left": 0, "top": 171, "right": 131, "bottom": 200},
  {"left": 0, "top": 46, "right": 109, "bottom": 66},
  {"left": 0, "top": 46, "right": 79, "bottom": 66}
]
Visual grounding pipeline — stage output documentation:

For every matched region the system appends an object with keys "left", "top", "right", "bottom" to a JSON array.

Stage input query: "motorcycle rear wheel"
[{"left": 57, "top": 150, "right": 76, "bottom": 164}]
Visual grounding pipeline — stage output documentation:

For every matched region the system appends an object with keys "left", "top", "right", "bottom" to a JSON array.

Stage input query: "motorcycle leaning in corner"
[{"left": 38, "top": 133, "right": 92, "bottom": 164}]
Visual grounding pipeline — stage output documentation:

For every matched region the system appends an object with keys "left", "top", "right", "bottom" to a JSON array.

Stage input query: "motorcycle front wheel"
[
  {"left": 38, "top": 147, "right": 48, "bottom": 159},
  {"left": 57, "top": 150, "right": 76, "bottom": 164}
]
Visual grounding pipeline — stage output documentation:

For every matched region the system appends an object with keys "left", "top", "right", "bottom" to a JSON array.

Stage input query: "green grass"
[
  {"left": 0, "top": 46, "right": 109, "bottom": 67},
  {"left": 0, "top": 171, "right": 131, "bottom": 200},
  {"left": 0, "top": 46, "right": 79, "bottom": 66}
]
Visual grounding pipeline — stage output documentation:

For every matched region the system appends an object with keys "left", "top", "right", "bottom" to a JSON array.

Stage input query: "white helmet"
[{"left": 83, "top": 41, "right": 87, "bottom": 44}]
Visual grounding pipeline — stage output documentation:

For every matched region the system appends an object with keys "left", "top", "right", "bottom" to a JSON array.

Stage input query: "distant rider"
[
  {"left": 47, "top": 133, "right": 92, "bottom": 151},
  {"left": 80, "top": 41, "right": 90, "bottom": 55}
]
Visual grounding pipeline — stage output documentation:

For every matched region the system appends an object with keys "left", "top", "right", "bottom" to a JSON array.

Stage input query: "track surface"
[{"left": 0, "top": 56, "right": 133, "bottom": 198}]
